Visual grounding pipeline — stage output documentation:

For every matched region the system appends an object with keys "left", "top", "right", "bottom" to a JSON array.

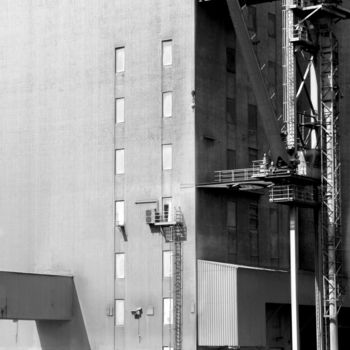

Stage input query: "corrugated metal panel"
[{"left": 198, "top": 260, "right": 238, "bottom": 346}]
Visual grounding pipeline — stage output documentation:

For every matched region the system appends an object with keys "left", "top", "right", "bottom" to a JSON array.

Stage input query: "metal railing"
[
  {"left": 269, "top": 184, "right": 317, "bottom": 203},
  {"left": 292, "top": 0, "right": 312, "bottom": 7},
  {"left": 213, "top": 168, "right": 255, "bottom": 183},
  {"left": 146, "top": 208, "right": 183, "bottom": 225}
]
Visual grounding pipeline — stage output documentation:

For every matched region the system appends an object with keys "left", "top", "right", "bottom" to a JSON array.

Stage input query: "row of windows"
[
  {"left": 115, "top": 251, "right": 173, "bottom": 279},
  {"left": 115, "top": 298, "right": 174, "bottom": 326},
  {"left": 115, "top": 40, "right": 173, "bottom": 73},
  {"left": 115, "top": 91, "right": 173, "bottom": 124},
  {"left": 115, "top": 145, "right": 173, "bottom": 174},
  {"left": 115, "top": 41, "right": 173, "bottom": 123}
]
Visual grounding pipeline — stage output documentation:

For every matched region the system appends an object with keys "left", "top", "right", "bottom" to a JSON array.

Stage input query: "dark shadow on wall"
[{"left": 36, "top": 283, "right": 91, "bottom": 350}]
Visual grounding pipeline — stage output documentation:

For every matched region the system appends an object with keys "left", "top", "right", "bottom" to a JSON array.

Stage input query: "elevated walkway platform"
[
  {"left": 0, "top": 271, "right": 73, "bottom": 320},
  {"left": 197, "top": 168, "right": 273, "bottom": 192}
]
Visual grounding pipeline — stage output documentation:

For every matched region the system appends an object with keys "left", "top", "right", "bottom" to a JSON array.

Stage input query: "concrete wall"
[
  {"left": 0, "top": 1, "right": 117, "bottom": 348},
  {"left": 114, "top": 1, "right": 196, "bottom": 350}
]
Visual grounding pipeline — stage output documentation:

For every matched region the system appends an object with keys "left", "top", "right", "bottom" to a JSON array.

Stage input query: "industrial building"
[{"left": 1, "top": 1, "right": 350, "bottom": 350}]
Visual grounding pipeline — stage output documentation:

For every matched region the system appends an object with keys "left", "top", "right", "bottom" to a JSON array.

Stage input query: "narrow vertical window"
[
  {"left": 163, "top": 298, "right": 173, "bottom": 325},
  {"left": 268, "top": 13, "right": 276, "bottom": 38},
  {"left": 116, "top": 98, "right": 125, "bottom": 124},
  {"left": 227, "top": 201, "right": 237, "bottom": 228},
  {"left": 115, "top": 299, "right": 125, "bottom": 326},
  {"left": 226, "top": 98, "right": 236, "bottom": 124},
  {"left": 162, "top": 92, "right": 173, "bottom": 118},
  {"left": 162, "top": 40, "right": 172, "bottom": 66},
  {"left": 247, "top": 7, "right": 257, "bottom": 32},
  {"left": 115, "top": 253, "right": 125, "bottom": 279},
  {"left": 226, "top": 48, "right": 236, "bottom": 73},
  {"left": 248, "top": 104, "right": 257, "bottom": 132},
  {"left": 115, "top": 201, "right": 125, "bottom": 226},
  {"left": 163, "top": 251, "right": 173, "bottom": 278},
  {"left": 115, "top": 149, "right": 125, "bottom": 174},
  {"left": 249, "top": 202, "right": 259, "bottom": 259},
  {"left": 162, "top": 197, "right": 172, "bottom": 222},
  {"left": 115, "top": 47, "right": 125, "bottom": 73},
  {"left": 227, "top": 201, "right": 237, "bottom": 255},
  {"left": 227, "top": 149, "right": 236, "bottom": 170},
  {"left": 162, "top": 144, "right": 172, "bottom": 170},
  {"left": 270, "top": 207, "right": 279, "bottom": 261},
  {"left": 248, "top": 147, "right": 258, "bottom": 164}
]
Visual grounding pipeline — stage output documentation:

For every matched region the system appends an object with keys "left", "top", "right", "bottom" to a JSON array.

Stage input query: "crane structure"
[{"left": 200, "top": 0, "right": 349, "bottom": 349}]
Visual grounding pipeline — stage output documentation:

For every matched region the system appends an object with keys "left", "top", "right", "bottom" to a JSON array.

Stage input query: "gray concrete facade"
[{"left": 0, "top": 0, "right": 350, "bottom": 349}]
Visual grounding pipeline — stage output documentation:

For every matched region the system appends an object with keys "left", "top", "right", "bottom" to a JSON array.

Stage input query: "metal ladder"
[{"left": 173, "top": 227, "right": 183, "bottom": 350}]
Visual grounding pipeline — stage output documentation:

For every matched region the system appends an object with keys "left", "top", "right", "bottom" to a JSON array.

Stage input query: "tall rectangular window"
[
  {"left": 162, "top": 197, "right": 172, "bottom": 222},
  {"left": 226, "top": 48, "right": 236, "bottom": 73},
  {"left": 163, "top": 92, "right": 173, "bottom": 118},
  {"left": 115, "top": 149, "right": 125, "bottom": 174},
  {"left": 227, "top": 201, "right": 237, "bottom": 228},
  {"left": 248, "top": 104, "right": 257, "bottom": 132},
  {"left": 227, "top": 201, "right": 237, "bottom": 255},
  {"left": 226, "top": 98, "right": 236, "bottom": 124},
  {"left": 162, "top": 144, "right": 172, "bottom": 170},
  {"left": 115, "top": 98, "right": 125, "bottom": 124},
  {"left": 115, "top": 299, "right": 125, "bottom": 326},
  {"left": 162, "top": 40, "right": 172, "bottom": 66},
  {"left": 247, "top": 7, "right": 257, "bottom": 32},
  {"left": 248, "top": 147, "right": 258, "bottom": 164},
  {"left": 268, "top": 13, "right": 276, "bottom": 38},
  {"left": 249, "top": 202, "right": 258, "bottom": 232},
  {"left": 268, "top": 61, "right": 276, "bottom": 91},
  {"left": 115, "top": 201, "right": 125, "bottom": 226},
  {"left": 163, "top": 298, "right": 173, "bottom": 325},
  {"left": 249, "top": 202, "right": 259, "bottom": 259},
  {"left": 163, "top": 251, "right": 173, "bottom": 278},
  {"left": 270, "top": 207, "right": 279, "bottom": 261},
  {"left": 115, "top": 253, "right": 125, "bottom": 279},
  {"left": 115, "top": 47, "right": 125, "bottom": 73},
  {"left": 227, "top": 149, "right": 236, "bottom": 170}
]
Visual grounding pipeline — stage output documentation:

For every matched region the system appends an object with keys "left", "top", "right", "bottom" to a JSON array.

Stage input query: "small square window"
[
  {"left": 115, "top": 149, "right": 125, "bottom": 174},
  {"left": 115, "top": 253, "right": 125, "bottom": 279},
  {"left": 115, "top": 47, "right": 125, "bottom": 73},
  {"left": 162, "top": 144, "right": 172, "bottom": 170},
  {"left": 163, "top": 251, "right": 173, "bottom": 278},
  {"left": 116, "top": 98, "right": 125, "bottom": 124},
  {"left": 163, "top": 298, "right": 173, "bottom": 325},
  {"left": 163, "top": 92, "right": 173, "bottom": 118},
  {"left": 115, "top": 299, "right": 125, "bottom": 326},
  {"left": 162, "top": 40, "right": 172, "bottom": 66},
  {"left": 115, "top": 201, "right": 125, "bottom": 226}
]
